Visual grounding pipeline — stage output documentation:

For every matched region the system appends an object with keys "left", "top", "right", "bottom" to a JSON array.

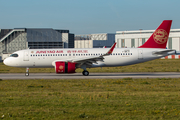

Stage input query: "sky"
[{"left": 0, "top": 0, "right": 180, "bottom": 34}]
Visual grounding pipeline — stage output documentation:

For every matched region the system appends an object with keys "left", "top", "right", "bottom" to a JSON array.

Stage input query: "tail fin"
[{"left": 139, "top": 20, "right": 172, "bottom": 48}]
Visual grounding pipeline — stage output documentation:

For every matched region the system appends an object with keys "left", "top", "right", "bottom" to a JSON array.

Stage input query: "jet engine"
[{"left": 55, "top": 61, "right": 76, "bottom": 73}]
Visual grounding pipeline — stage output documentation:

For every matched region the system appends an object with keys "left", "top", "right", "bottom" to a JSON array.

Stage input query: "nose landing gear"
[{"left": 25, "top": 67, "right": 29, "bottom": 76}]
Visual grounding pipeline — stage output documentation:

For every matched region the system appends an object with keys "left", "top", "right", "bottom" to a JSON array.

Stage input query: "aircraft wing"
[
  {"left": 153, "top": 49, "right": 175, "bottom": 55},
  {"left": 71, "top": 55, "right": 104, "bottom": 67},
  {"left": 72, "top": 43, "right": 116, "bottom": 62},
  {"left": 52, "top": 43, "right": 116, "bottom": 67},
  {"left": 71, "top": 43, "right": 116, "bottom": 67}
]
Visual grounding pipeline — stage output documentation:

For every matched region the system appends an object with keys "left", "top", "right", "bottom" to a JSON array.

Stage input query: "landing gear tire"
[
  {"left": 25, "top": 67, "right": 29, "bottom": 76},
  {"left": 25, "top": 73, "right": 29, "bottom": 76},
  {"left": 82, "top": 70, "right": 89, "bottom": 76}
]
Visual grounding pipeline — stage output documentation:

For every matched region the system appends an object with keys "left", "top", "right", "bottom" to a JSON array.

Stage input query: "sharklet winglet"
[{"left": 103, "top": 42, "right": 116, "bottom": 56}]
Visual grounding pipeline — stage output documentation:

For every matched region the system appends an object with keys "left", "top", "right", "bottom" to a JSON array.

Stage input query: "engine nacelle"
[{"left": 55, "top": 61, "right": 76, "bottom": 73}]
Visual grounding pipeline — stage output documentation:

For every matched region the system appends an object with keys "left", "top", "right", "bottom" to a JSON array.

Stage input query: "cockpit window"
[{"left": 10, "top": 53, "right": 18, "bottom": 57}]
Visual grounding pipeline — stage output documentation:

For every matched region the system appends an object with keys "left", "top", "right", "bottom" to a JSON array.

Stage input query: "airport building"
[
  {"left": 75, "top": 33, "right": 115, "bottom": 48},
  {"left": 0, "top": 28, "right": 74, "bottom": 60},
  {"left": 115, "top": 29, "right": 180, "bottom": 49},
  {"left": 115, "top": 29, "right": 180, "bottom": 59}
]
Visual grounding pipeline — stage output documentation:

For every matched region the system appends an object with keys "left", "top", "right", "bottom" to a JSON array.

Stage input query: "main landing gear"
[
  {"left": 82, "top": 70, "right": 89, "bottom": 76},
  {"left": 81, "top": 64, "right": 89, "bottom": 76},
  {"left": 25, "top": 67, "right": 29, "bottom": 76}
]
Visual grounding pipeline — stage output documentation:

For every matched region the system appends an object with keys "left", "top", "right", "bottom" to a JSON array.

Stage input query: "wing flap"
[{"left": 72, "top": 56, "right": 104, "bottom": 63}]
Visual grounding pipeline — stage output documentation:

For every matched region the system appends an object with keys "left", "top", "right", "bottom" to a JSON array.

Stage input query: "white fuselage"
[{"left": 3, "top": 48, "right": 174, "bottom": 68}]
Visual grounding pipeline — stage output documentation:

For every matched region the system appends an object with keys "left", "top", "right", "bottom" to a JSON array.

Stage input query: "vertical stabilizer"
[{"left": 139, "top": 20, "right": 172, "bottom": 48}]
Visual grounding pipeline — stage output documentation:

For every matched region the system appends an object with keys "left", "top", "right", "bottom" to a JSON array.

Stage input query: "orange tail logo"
[{"left": 153, "top": 29, "right": 168, "bottom": 44}]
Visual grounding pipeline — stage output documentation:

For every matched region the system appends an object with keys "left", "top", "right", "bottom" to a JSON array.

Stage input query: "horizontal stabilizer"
[{"left": 153, "top": 49, "right": 175, "bottom": 55}]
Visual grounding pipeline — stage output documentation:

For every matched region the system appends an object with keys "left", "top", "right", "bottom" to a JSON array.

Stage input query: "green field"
[
  {"left": 1, "top": 59, "right": 180, "bottom": 119},
  {"left": 1, "top": 59, "right": 180, "bottom": 73},
  {"left": 1, "top": 78, "right": 180, "bottom": 119}
]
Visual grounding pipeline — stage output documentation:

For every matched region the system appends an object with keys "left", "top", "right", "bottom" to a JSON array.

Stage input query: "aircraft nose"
[
  {"left": 3, "top": 58, "right": 12, "bottom": 66},
  {"left": 3, "top": 58, "right": 8, "bottom": 65}
]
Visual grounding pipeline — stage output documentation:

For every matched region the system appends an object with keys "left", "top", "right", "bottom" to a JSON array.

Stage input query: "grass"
[
  {"left": 1, "top": 59, "right": 180, "bottom": 73},
  {"left": 1, "top": 78, "right": 180, "bottom": 119},
  {"left": 1, "top": 59, "right": 180, "bottom": 119}
]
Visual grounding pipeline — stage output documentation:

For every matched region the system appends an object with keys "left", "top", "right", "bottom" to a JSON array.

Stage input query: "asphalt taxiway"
[{"left": 0, "top": 72, "right": 180, "bottom": 80}]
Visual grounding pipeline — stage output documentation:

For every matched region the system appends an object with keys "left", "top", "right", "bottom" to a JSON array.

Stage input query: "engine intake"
[{"left": 55, "top": 61, "right": 76, "bottom": 73}]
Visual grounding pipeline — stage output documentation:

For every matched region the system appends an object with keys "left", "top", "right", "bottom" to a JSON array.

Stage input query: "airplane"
[{"left": 3, "top": 20, "right": 180, "bottom": 76}]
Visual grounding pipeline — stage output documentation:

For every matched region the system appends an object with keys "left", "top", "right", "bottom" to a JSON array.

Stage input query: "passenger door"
[{"left": 24, "top": 51, "right": 29, "bottom": 61}]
